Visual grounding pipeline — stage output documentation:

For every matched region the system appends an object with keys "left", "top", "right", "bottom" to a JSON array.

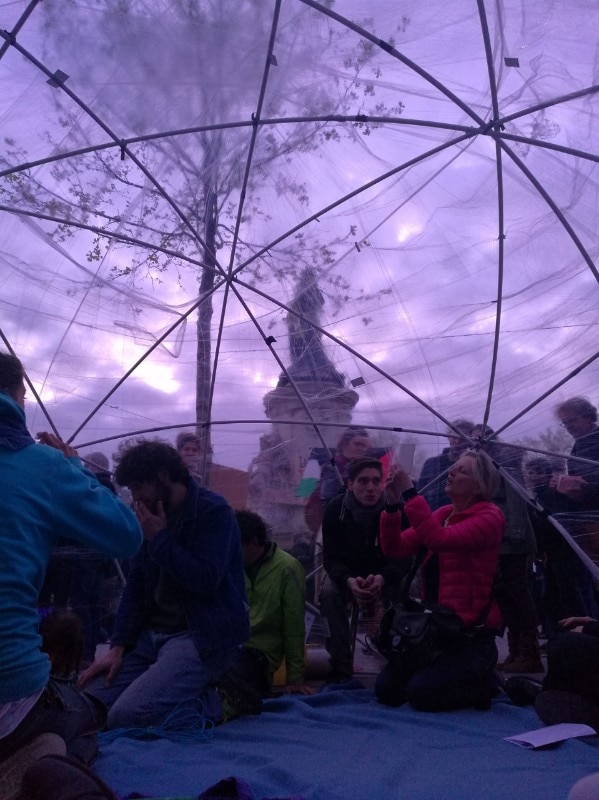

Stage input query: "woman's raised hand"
[{"left": 385, "top": 464, "right": 412, "bottom": 504}]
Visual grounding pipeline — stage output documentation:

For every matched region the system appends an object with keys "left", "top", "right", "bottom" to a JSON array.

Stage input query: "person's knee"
[
  {"left": 106, "top": 689, "right": 175, "bottom": 730},
  {"left": 375, "top": 666, "right": 406, "bottom": 707},
  {"left": 568, "top": 772, "right": 599, "bottom": 800},
  {"left": 406, "top": 684, "right": 440, "bottom": 711},
  {"left": 20, "top": 755, "right": 117, "bottom": 800},
  {"left": 105, "top": 695, "right": 146, "bottom": 730}
]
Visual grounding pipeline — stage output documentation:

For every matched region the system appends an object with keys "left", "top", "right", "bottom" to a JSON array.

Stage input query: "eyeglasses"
[{"left": 559, "top": 416, "right": 580, "bottom": 428}]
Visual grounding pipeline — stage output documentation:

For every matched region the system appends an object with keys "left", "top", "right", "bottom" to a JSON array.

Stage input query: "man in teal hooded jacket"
[{"left": 0, "top": 352, "right": 142, "bottom": 784}]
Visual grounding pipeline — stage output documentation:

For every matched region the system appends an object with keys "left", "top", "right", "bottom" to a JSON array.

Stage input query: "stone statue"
[
  {"left": 248, "top": 268, "right": 359, "bottom": 562},
  {"left": 278, "top": 268, "right": 345, "bottom": 388}
]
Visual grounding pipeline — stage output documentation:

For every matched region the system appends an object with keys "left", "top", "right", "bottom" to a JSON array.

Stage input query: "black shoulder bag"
[{"left": 372, "top": 548, "right": 483, "bottom": 673}]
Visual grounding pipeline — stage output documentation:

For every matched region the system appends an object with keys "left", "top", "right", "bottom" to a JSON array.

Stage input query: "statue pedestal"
[{"left": 248, "top": 382, "right": 359, "bottom": 551}]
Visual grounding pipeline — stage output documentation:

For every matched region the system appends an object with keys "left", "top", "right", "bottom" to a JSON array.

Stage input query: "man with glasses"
[
  {"left": 526, "top": 457, "right": 594, "bottom": 628},
  {"left": 550, "top": 398, "right": 599, "bottom": 620},
  {"left": 553, "top": 397, "right": 599, "bottom": 508}
]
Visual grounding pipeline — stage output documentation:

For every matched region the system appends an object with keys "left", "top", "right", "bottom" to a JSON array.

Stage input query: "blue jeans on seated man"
[
  {"left": 0, "top": 678, "right": 102, "bottom": 765},
  {"left": 84, "top": 629, "right": 237, "bottom": 729},
  {"left": 375, "top": 633, "right": 499, "bottom": 711}
]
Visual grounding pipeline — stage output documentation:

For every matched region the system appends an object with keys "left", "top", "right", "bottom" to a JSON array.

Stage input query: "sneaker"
[
  {"left": 535, "top": 690, "right": 599, "bottom": 732},
  {"left": 504, "top": 676, "right": 543, "bottom": 707},
  {"left": 215, "top": 672, "right": 262, "bottom": 723},
  {"left": 0, "top": 733, "right": 66, "bottom": 800}
]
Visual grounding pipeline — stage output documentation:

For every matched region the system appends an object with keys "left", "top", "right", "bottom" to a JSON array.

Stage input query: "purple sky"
[{"left": 0, "top": 0, "right": 597, "bottom": 471}]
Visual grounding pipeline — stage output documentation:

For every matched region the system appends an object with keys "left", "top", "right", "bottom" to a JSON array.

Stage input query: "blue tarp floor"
[{"left": 96, "top": 687, "right": 598, "bottom": 800}]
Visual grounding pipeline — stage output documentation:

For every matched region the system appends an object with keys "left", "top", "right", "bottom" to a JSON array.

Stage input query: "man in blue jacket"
[
  {"left": 0, "top": 352, "right": 142, "bottom": 793},
  {"left": 80, "top": 439, "right": 258, "bottom": 728},
  {"left": 416, "top": 418, "right": 474, "bottom": 510}
]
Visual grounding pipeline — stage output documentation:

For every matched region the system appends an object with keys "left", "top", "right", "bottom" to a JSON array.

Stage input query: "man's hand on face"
[{"left": 135, "top": 499, "right": 167, "bottom": 541}]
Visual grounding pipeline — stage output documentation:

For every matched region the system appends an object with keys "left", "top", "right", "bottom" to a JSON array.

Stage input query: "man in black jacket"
[
  {"left": 319, "top": 457, "right": 408, "bottom": 682},
  {"left": 553, "top": 397, "right": 599, "bottom": 509},
  {"left": 507, "top": 615, "right": 599, "bottom": 734}
]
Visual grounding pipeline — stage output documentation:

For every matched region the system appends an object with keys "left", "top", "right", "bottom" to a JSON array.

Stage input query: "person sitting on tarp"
[
  {"left": 79, "top": 439, "right": 260, "bottom": 728},
  {"left": 0, "top": 351, "right": 142, "bottom": 795},
  {"left": 319, "top": 457, "right": 409, "bottom": 683},
  {"left": 505, "top": 615, "right": 599, "bottom": 733},
  {"left": 232, "top": 509, "right": 314, "bottom": 697},
  {"left": 377, "top": 449, "right": 504, "bottom": 711}
]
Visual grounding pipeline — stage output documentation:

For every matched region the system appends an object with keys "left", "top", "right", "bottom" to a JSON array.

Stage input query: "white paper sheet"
[{"left": 505, "top": 723, "right": 596, "bottom": 749}]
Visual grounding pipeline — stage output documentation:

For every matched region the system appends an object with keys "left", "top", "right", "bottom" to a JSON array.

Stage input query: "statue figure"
[
  {"left": 278, "top": 267, "right": 345, "bottom": 388},
  {"left": 248, "top": 268, "right": 359, "bottom": 564}
]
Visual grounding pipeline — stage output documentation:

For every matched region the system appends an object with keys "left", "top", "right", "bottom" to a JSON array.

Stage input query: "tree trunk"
[{"left": 195, "top": 186, "right": 217, "bottom": 482}]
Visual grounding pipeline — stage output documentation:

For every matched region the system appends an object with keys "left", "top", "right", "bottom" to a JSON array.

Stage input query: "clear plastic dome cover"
[{"left": 1, "top": 0, "right": 598, "bottom": 575}]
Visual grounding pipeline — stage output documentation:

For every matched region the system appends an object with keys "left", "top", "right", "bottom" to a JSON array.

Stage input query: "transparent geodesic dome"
[{"left": 1, "top": 0, "right": 599, "bottom": 581}]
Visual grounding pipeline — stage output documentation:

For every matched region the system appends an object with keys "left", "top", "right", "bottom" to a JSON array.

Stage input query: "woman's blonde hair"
[{"left": 462, "top": 449, "right": 500, "bottom": 501}]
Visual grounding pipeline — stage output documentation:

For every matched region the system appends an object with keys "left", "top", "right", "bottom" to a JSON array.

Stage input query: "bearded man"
[{"left": 80, "top": 439, "right": 259, "bottom": 728}]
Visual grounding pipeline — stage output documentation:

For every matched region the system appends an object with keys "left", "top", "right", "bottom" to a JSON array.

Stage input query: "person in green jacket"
[{"left": 234, "top": 510, "right": 314, "bottom": 696}]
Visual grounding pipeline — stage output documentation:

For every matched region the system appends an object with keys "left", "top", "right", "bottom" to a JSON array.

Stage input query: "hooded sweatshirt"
[{"left": 0, "top": 391, "right": 142, "bottom": 704}]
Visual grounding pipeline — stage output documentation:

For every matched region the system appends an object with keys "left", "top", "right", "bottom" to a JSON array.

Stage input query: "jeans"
[
  {"left": 375, "top": 633, "right": 498, "bottom": 711},
  {"left": 319, "top": 575, "right": 399, "bottom": 675},
  {"left": 85, "top": 629, "right": 237, "bottom": 728},
  {"left": 497, "top": 553, "right": 539, "bottom": 649},
  {"left": 319, "top": 577, "right": 355, "bottom": 675},
  {"left": 0, "top": 678, "right": 102, "bottom": 765}
]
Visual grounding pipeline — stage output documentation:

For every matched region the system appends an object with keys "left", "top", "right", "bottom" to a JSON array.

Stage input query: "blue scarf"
[{"left": 0, "top": 399, "right": 35, "bottom": 451}]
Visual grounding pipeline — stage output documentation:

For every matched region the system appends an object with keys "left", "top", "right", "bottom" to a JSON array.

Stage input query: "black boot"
[{"left": 505, "top": 676, "right": 543, "bottom": 706}]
